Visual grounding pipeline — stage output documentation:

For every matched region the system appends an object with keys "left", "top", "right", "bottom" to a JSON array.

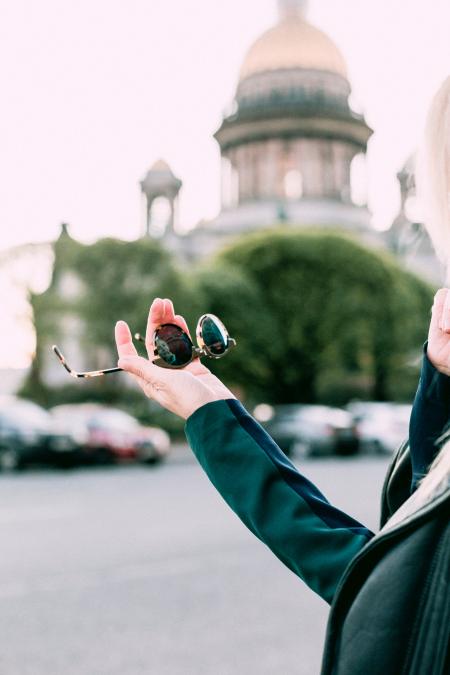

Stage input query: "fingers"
[
  {"left": 144, "top": 298, "right": 161, "bottom": 357},
  {"left": 145, "top": 298, "right": 168, "bottom": 354},
  {"left": 430, "top": 288, "right": 449, "bottom": 334},
  {"left": 145, "top": 297, "right": 191, "bottom": 358},
  {"left": 120, "top": 354, "right": 223, "bottom": 419},
  {"left": 118, "top": 355, "right": 163, "bottom": 382},
  {"left": 174, "top": 314, "right": 191, "bottom": 336},
  {"left": 441, "top": 289, "right": 450, "bottom": 333},
  {"left": 115, "top": 321, "right": 139, "bottom": 358}
]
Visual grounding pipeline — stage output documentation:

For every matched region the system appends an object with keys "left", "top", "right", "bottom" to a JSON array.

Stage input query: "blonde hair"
[
  {"left": 383, "top": 78, "right": 450, "bottom": 531},
  {"left": 383, "top": 441, "right": 450, "bottom": 531},
  {"left": 415, "top": 76, "right": 450, "bottom": 272}
]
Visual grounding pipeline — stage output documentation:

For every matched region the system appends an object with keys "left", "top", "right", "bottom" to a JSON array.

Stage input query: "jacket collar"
[{"left": 380, "top": 473, "right": 450, "bottom": 535}]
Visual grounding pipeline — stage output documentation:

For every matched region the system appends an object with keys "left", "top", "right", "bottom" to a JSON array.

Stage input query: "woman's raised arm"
[{"left": 115, "top": 298, "right": 374, "bottom": 605}]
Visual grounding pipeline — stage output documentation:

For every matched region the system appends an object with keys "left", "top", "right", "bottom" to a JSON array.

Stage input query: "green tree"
[
  {"left": 190, "top": 262, "right": 271, "bottom": 397},
  {"left": 202, "top": 228, "right": 434, "bottom": 404},
  {"left": 74, "top": 237, "right": 198, "bottom": 347},
  {"left": 22, "top": 233, "right": 200, "bottom": 418}
]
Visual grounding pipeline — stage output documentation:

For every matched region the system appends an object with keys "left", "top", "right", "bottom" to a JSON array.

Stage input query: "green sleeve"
[{"left": 185, "top": 399, "right": 374, "bottom": 605}]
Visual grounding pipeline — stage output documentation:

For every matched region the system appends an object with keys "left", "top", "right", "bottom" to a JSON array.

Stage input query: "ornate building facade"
[
  {"left": 213, "top": 0, "right": 372, "bottom": 229},
  {"left": 3, "top": 0, "right": 441, "bottom": 396},
  {"left": 151, "top": 0, "right": 381, "bottom": 260},
  {"left": 145, "top": 0, "right": 441, "bottom": 283}
]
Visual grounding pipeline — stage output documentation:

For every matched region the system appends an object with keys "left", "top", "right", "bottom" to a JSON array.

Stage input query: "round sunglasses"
[
  {"left": 52, "top": 314, "right": 236, "bottom": 377},
  {"left": 136, "top": 314, "right": 236, "bottom": 369}
]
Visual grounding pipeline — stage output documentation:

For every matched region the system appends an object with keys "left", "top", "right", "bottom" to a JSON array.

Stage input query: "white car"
[{"left": 347, "top": 402, "right": 412, "bottom": 455}]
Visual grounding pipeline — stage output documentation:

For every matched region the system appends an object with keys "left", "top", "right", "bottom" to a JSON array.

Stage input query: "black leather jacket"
[
  {"left": 185, "top": 347, "right": 450, "bottom": 674},
  {"left": 320, "top": 350, "right": 450, "bottom": 674},
  {"left": 320, "top": 442, "right": 450, "bottom": 675}
]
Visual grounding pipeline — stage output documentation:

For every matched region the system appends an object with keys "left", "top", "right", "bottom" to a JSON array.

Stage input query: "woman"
[{"left": 115, "top": 77, "right": 450, "bottom": 675}]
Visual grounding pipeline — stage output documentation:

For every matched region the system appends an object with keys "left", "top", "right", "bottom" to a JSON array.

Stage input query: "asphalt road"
[{"left": 0, "top": 450, "right": 390, "bottom": 675}]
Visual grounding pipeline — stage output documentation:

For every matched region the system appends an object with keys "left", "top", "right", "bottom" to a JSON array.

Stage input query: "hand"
[
  {"left": 115, "top": 298, "right": 236, "bottom": 419},
  {"left": 427, "top": 288, "right": 450, "bottom": 376}
]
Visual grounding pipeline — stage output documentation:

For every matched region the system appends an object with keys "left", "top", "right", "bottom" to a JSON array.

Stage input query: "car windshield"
[
  {"left": 280, "top": 406, "right": 350, "bottom": 425},
  {"left": 0, "top": 400, "right": 51, "bottom": 431},
  {"left": 394, "top": 405, "right": 412, "bottom": 422},
  {"left": 353, "top": 404, "right": 411, "bottom": 423},
  {"left": 90, "top": 410, "right": 140, "bottom": 433}
]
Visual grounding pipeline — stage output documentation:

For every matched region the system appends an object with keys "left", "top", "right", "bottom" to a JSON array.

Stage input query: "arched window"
[
  {"left": 149, "top": 197, "right": 172, "bottom": 237},
  {"left": 284, "top": 169, "right": 303, "bottom": 200},
  {"left": 350, "top": 154, "right": 368, "bottom": 206},
  {"left": 221, "top": 157, "right": 239, "bottom": 208}
]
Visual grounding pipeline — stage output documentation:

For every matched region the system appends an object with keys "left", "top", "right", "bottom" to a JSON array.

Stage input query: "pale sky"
[{"left": 0, "top": 0, "right": 449, "bottom": 368}]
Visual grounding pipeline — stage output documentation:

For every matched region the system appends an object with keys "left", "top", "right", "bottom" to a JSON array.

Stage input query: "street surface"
[{"left": 0, "top": 449, "right": 390, "bottom": 675}]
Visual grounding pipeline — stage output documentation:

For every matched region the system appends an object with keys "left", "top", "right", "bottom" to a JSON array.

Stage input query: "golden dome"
[
  {"left": 239, "top": 16, "right": 348, "bottom": 82},
  {"left": 150, "top": 159, "right": 172, "bottom": 173}
]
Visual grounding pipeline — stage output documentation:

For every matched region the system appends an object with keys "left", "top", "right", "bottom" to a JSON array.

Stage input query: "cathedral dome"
[
  {"left": 239, "top": 9, "right": 347, "bottom": 82},
  {"left": 215, "top": 0, "right": 371, "bottom": 185}
]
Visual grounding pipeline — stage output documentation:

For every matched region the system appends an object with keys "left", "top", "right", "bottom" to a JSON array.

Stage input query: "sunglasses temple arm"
[{"left": 52, "top": 346, "right": 122, "bottom": 378}]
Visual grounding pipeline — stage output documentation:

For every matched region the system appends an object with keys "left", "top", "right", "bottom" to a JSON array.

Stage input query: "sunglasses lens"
[
  {"left": 200, "top": 316, "right": 229, "bottom": 356},
  {"left": 155, "top": 324, "right": 193, "bottom": 367}
]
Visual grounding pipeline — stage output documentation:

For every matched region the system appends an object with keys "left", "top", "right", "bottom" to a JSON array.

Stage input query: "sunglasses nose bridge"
[{"left": 193, "top": 346, "right": 206, "bottom": 357}]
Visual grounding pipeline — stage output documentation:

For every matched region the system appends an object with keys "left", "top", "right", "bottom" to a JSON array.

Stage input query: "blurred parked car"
[
  {"left": 254, "top": 404, "right": 360, "bottom": 457},
  {"left": 346, "top": 402, "right": 412, "bottom": 455},
  {"left": 50, "top": 404, "right": 170, "bottom": 465},
  {"left": 0, "top": 396, "right": 79, "bottom": 471}
]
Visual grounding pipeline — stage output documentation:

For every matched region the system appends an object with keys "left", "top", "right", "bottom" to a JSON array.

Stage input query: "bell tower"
[{"left": 140, "top": 159, "right": 182, "bottom": 237}]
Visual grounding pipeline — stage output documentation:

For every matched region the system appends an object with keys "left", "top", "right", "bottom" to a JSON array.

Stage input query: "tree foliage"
[
  {"left": 22, "top": 232, "right": 200, "bottom": 425},
  {"left": 198, "top": 229, "right": 434, "bottom": 404},
  {"left": 23, "top": 227, "right": 435, "bottom": 417},
  {"left": 190, "top": 262, "right": 271, "bottom": 397}
]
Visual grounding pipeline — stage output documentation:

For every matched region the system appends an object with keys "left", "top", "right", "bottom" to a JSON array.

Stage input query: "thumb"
[{"left": 430, "top": 288, "right": 448, "bottom": 334}]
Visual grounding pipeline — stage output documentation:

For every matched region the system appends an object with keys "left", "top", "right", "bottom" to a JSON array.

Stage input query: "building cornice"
[{"left": 215, "top": 113, "right": 373, "bottom": 152}]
